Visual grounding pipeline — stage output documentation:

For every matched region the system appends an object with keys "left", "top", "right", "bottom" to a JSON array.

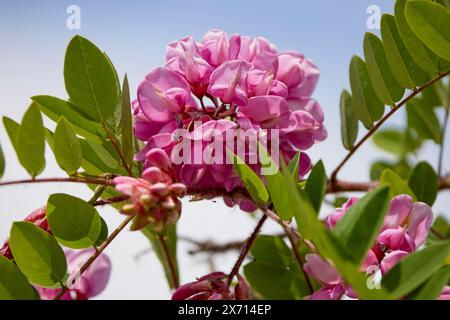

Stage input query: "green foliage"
[
  {"left": 380, "top": 168, "right": 416, "bottom": 200},
  {"left": 305, "top": 160, "right": 327, "bottom": 213},
  {"left": 372, "top": 128, "right": 422, "bottom": 157},
  {"left": 46, "top": 193, "right": 103, "bottom": 249},
  {"left": 54, "top": 118, "right": 82, "bottom": 175},
  {"left": 406, "top": 98, "right": 441, "bottom": 143},
  {"left": 408, "top": 161, "right": 438, "bottom": 205},
  {"left": 364, "top": 32, "right": 405, "bottom": 105},
  {"left": 0, "top": 142, "right": 4, "bottom": 179},
  {"left": 0, "top": 256, "right": 38, "bottom": 300},
  {"left": 142, "top": 224, "right": 178, "bottom": 289},
  {"left": 370, "top": 160, "right": 412, "bottom": 180},
  {"left": 16, "top": 103, "right": 46, "bottom": 178},
  {"left": 339, "top": 90, "right": 359, "bottom": 150},
  {"left": 244, "top": 235, "right": 311, "bottom": 299},
  {"left": 230, "top": 151, "right": 269, "bottom": 206},
  {"left": 349, "top": 55, "right": 384, "bottom": 128},
  {"left": 333, "top": 187, "right": 390, "bottom": 265},
  {"left": 32, "top": 95, "right": 105, "bottom": 142},
  {"left": 408, "top": 266, "right": 450, "bottom": 300},
  {"left": 9, "top": 222, "right": 67, "bottom": 287},
  {"left": 64, "top": 35, "right": 120, "bottom": 121},
  {"left": 120, "top": 74, "right": 134, "bottom": 169},
  {"left": 405, "top": 0, "right": 450, "bottom": 61},
  {"left": 382, "top": 241, "right": 450, "bottom": 298},
  {"left": 287, "top": 151, "right": 301, "bottom": 179}
]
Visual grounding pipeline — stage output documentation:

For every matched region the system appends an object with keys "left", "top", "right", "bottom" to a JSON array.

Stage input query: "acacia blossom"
[
  {"left": 305, "top": 194, "right": 435, "bottom": 300},
  {"left": 133, "top": 29, "right": 326, "bottom": 212},
  {"left": 114, "top": 148, "right": 187, "bottom": 231},
  {"left": 36, "top": 248, "right": 111, "bottom": 300},
  {"left": 172, "top": 272, "right": 250, "bottom": 300}
]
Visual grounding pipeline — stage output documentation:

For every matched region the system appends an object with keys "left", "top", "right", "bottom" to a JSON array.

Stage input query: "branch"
[
  {"left": 103, "top": 124, "right": 133, "bottom": 176},
  {"left": 0, "top": 177, "right": 114, "bottom": 187},
  {"left": 330, "top": 70, "right": 450, "bottom": 184},
  {"left": 53, "top": 215, "right": 134, "bottom": 300},
  {"left": 227, "top": 214, "right": 267, "bottom": 286},
  {"left": 157, "top": 234, "right": 180, "bottom": 289}
]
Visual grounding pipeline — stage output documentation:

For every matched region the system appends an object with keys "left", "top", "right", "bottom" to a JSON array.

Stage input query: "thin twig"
[
  {"left": 93, "top": 195, "right": 128, "bottom": 207},
  {"left": 0, "top": 177, "right": 114, "bottom": 187},
  {"left": 158, "top": 233, "right": 180, "bottom": 289},
  {"left": 53, "top": 215, "right": 134, "bottom": 300},
  {"left": 103, "top": 124, "right": 133, "bottom": 176},
  {"left": 227, "top": 214, "right": 267, "bottom": 286},
  {"left": 331, "top": 70, "right": 450, "bottom": 184}
]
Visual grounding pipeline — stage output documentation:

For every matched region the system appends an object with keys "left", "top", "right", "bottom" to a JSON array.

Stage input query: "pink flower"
[
  {"left": 439, "top": 286, "right": 450, "bottom": 300},
  {"left": 36, "top": 248, "right": 111, "bottom": 300},
  {"left": 172, "top": 272, "right": 249, "bottom": 300},
  {"left": 134, "top": 30, "right": 326, "bottom": 212},
  {"left": 305, "top": 194, "right": 434, "bottom": 299},
  {"left": 114, "top": 148, "right": 186, "bottom": 231}
]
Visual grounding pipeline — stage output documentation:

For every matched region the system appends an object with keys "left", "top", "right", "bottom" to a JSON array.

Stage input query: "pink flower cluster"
[
  {"left": 36, "top": 248, "right": 111, "bottom": 300},
  {"left": 114, "top": 148, "right": 187, "bottom": 231},
  {"left": 134, "top": 29, "right": 326, "bottom": 211},
  {"left": 304, "top": 194, "right": 440, "bottom": 300},
  {"left": 171, "top": 272, "right": 249, "bottom": 300}
]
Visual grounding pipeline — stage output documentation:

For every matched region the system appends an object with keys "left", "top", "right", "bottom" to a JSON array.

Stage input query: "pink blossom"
[
  {"left": 439, "top": 286, "right": 450, "bottom": 300},
  {"left": 114, "top": 149, "right": 186, "bottom": 231},
  {"left": 36, "top": 248, "right": 111, "bottom": 300},
  {"left": 305, "top": 195, "right": 434, "bottom": 300},
  {"left": 135, "top": 30, "right": 326, "bottom": 212},
  {"left": 172, "top": 272, "right": 249, "bottom": 300}
]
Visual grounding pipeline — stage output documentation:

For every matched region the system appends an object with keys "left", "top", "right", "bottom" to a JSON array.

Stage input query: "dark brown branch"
[
  {"left": 0, "top": 177, "right": 114, "bottom": 187},
  {"left": 227, "top": 214, "right": 267, "bottom": 286},
  {"left": 330, "top": 70, "right": 450, "bottom": 184}
]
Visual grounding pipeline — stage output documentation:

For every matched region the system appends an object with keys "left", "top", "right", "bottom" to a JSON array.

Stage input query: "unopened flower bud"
[
  {"left": 142, "top": 167, "right": 164, "bottom": 183},
  {"left": 170, "top": 183, "right": 187, "bottom": 195},
  {"left": 150, "top": 183, "right": 170, "bottom": 197},
  {"left": 121, "top": 204, "right": 136, "bottom": 215},
  {"left": 146, "top": 148, "right": 171, "bottom": 171}
]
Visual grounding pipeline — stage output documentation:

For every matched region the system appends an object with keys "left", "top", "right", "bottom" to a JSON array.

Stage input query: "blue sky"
[{"left": 1, "top": 1, "right": 448, "bottom": 299}]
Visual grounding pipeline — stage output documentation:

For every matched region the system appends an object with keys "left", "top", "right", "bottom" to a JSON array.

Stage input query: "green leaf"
[
  {"left": 230, "top": 151, "right": 269, "bottom": 206},
  {"left": 305, "top": 160, "right": 327, "bottom": 213},
  {"left": 46, "top": 193, "right": 102, "bottom": 249},
  {"left": 16, "top": 103, "right": 45, "bottom": 178},
  {"left": 408, "top": 161, "right": 438, "bottom": 206},
  {"left": 372, "top": 128, "right": 421, "bottom": 156},
  {"left": 370, "top": 160, "right": 412, "bottom": 181},
  {"left": 405, "top": 0, "right": 450, "bottom": 61},
  {"left": 244, "top": 235, "right": 311, "bottom": 299},
  {"left": 406, "top": 98, "right": 441, "bottom": 143},
  {"left": 9, "top": 222, "right": 67, "bottom": 287},
  {"left": 3, "top": 116, "right": 20, "bottom": 153},
  {"left": 64, "top": 35, "right": 120, "bottom": 121},
  {"left": 120, "top": 74, "right": 133, "bottom": 168},
  {"left": 0, "top": 256, "right": 38, "bottom": 300},
  {"left": 395, "top": 0, "right": 440, "bottom": 76},
  {"left": 0, "top": 143, "right": 4, "bottom": 179},
  {"left": 339, "top": 90, "right": 359, "bottom": 150},
  {"left": 94, "top": 217, "right": 109, "bottom": 247},
  {"left": 349, "top": 55, "right": 384, "bottom": 129},
  {"left": 408, "top": 266, "right": 450, "bottom": 300},
  {"left": 333, "top": 186, "right": 390, "bottom": 265},
  {"left": 382, "top": 241, "right": 450, "bottom": 298},
  {"left": 32, "top": 95, "right": 105, "bottom": 142},
  {"left": 142, "top": 224, "right": 178, "bottom": 289},
  {"left": 79, "top": 139, "right": 123, "bottom": 175},
  {"left": 258, "top": 146, "right": 293, "bottom": 220},
  {"left": 381, "top": 14, "right": 430, "bottom": 88},
  {"left": 363, "top": 33, "right": 405, "bottom": 105},
  {"left": 287, "top": 151, "right": 301, "bottom": 179},
  {"left": 380, "top": 168, "right": 417, "bottom": 200},
  {"left": 54, "top": 118, "right": 82, "bottom": 175}
]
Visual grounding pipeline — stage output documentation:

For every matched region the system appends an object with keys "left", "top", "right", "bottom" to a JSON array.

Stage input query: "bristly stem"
[
  {"left": 158, "top": 233, "right": 180, "bottom": 289},
  {"left": 331, "top": 70, "right": 450, "bottom": 184},
  {"left": 227, "top": 214, "right": 267, "bottom": 286},
  {"left": 53, "top": 215, "right": 134, "bottom": 300}
]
